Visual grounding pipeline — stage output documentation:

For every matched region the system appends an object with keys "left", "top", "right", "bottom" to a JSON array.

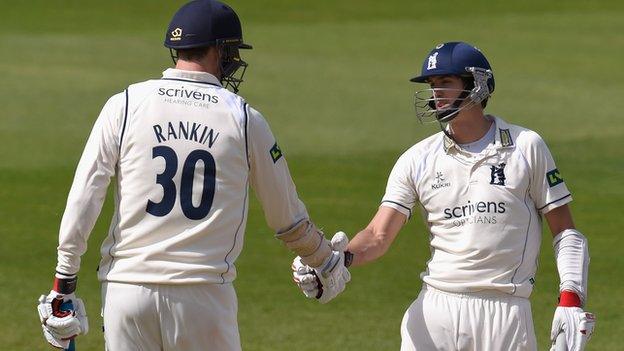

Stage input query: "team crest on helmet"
[
  {"left": 170, "top": 28, "right": 183, "bottom": 41},
  {"left": 427, "top": 52, "right": 439, "bottom": 70}
]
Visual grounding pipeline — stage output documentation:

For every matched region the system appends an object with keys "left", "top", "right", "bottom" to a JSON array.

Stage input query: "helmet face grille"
[
  {"left": 219, "top": 44, "right": 248, "bottom": 93},
  {"left": 414, "top": 88, "right": 474, "bottom": 123}
]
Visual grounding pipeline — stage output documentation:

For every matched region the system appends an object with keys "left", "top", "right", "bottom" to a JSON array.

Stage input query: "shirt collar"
[
  {"left": 442, "top": 115, "right": 515, "bottom": 153},
  {"left": 491, "top": 115, "right": 515, "bottom": 149},
  {"left": 161, "top": 68, "right": 222, "bottom": 87}
]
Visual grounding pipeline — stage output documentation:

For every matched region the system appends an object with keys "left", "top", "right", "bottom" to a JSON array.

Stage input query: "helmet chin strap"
[
  {"left": 434, "top": 89, "right": 471, "bottom": 123},
  {"left": 435, "top": 80, "right": 472, "bottom": 141}
]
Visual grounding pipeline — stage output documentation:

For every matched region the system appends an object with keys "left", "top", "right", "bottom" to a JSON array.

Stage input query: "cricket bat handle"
[{"left": 59, "top": 300, "right": 77, "bottom": 351}]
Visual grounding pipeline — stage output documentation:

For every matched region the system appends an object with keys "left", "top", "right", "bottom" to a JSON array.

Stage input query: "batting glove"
[
  {"left": 549, "top": 291, "right": 595, "bottom": 351},
  {"left": 37, "top": 275, "right": 88, "bottom": 348},
  {"left": 292, "top": 232, "right": 352, "bottom": 304},
  {"left": 292, "top": 256, "right": 321, "bottom": 299}
]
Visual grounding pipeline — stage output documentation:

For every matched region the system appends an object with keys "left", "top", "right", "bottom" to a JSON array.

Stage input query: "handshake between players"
[{"left": 291, "top": 231, "right": 352, "bottom": 304}]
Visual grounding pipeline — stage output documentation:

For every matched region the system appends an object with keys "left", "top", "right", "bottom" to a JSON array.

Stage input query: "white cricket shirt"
[
  {"left": 56, "top": 69, "right": 308, "bottom": 284},
  {"left": 382, "top": 116, "right": 571, "bottom": 298}
]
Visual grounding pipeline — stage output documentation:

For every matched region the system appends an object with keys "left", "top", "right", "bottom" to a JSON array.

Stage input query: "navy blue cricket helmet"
[
  {"left": 164, "top": 0, "right": 252, "bottom": 92},
  {"left": 411, "top": 42, "right": 494, "bottom": 93},
  {"left": 411, "top": 42, "right": 495, "bottom": 123},
  {"left": 164, "top": 0, "right": 251, "bottom": 50}
]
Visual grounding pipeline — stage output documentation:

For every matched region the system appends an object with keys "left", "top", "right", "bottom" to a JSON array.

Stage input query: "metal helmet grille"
[
  {"left": 414, "top": 67, "right": 494, "bottom": 123},
  {"left": 219, "top": 43, "right": 248, "bottom": 93},
  {"left": 414, "top": 87, "right": 472, "bottom": 123}
]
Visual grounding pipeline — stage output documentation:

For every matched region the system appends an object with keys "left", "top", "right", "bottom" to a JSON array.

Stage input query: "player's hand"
[
  {"left": 292, "top": 256, "right": 321, "bottom": 299},
  {"left": 38, "top": 290, "right": 89, "bottom": 348},
  {"left": 549, "top": 305, "right": 595, "bottom": 351},
  {"left": 292, "top": 231, "right": 352, "bottom": 304}
]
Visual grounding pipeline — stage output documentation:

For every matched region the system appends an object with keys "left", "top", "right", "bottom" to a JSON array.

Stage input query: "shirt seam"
[
  {"left": 220, "top": 177, "right": 249, "bottom": 284},
  {"left": 510, "top": 186, "right": 532, "bottom": 293}
]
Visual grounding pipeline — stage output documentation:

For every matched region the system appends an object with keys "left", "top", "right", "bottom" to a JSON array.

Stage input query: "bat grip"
[{"left": 59, "top": 300, "right": 77, "bottom": 351}]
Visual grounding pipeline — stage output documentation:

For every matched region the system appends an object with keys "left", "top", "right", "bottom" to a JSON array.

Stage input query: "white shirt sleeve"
[
  {"left": 380, "top": 151, "right": 419, "bottom": 218},
  {"left": 247, "top": 106, "right": 309, "bottom": 233},
  {"left": 56, "top": 92, "right": 125, "bottom": 275},
  {"left": 524, "top": 131, "right": 572, "bottom": 214}
]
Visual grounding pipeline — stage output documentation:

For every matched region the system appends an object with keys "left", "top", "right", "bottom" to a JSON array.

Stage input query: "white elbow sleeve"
[{"left": 553, "top": 229, "right": 589, "bottom": 305}]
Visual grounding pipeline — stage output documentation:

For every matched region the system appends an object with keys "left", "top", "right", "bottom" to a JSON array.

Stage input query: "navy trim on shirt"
[
  {"left": 119, "top": 88, "right": 129, "bottom": 151},
  {"left": 243, "top": 103, "right": 250, "bottom": 169},
  {"left": 538, "top": 193, "right": 572, "bottom": 211},
  {"left": 160, "top": 77, "right": 221, "bottom": 87},
  {"left": 381, "top": 200, "right": 412, "bottom": 218}
]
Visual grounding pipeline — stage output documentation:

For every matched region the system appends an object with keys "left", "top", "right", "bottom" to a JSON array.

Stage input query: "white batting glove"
[
  {"left": 41, "top": 323, "right": 70, "bottom": 350},
  {"left": 292, "top": 232, "right": 352, "bottom": 304},
  {"left": 292, "top": 256, "right": 321, "bottom": 299},
  {"left": 38, "top": 290, "right": 89, "bottom": 347},
  {"left": 549, "top": 292, "right": 595, "bottom": 351}
]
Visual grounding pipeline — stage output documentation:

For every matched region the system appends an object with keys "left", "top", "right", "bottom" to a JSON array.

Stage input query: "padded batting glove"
[
  {"left": 292, "top": 232, "right": 353, "bottom": 304},
  {"left": 37, "top": 275, "right": 89, "bottom": 349},
  {"left": 292, "top": 256, "right": 320, "bottom": 299},
  {"left": 549, "top": 291, "right": 595, "bottom": 351}
]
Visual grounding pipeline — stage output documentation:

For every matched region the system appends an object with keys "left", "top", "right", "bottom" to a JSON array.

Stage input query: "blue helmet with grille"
[
  {"left": 411, "top": 42, "right": 495, "bottom": 123},
  {"left": 164, "top": 0, "right": 252, "bottom": 92}
]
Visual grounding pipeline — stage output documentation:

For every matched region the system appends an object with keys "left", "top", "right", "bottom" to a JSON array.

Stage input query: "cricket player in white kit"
[
  {"left": 36, "top": 1, "right": 351, "bottom": 350},
  {"left": 293, "top": 42, "right": 595, "bottom": 350}
]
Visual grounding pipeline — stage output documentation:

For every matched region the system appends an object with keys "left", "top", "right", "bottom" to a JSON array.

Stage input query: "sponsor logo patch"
[
  {"left": 443, "top": 200, "right": 507, "bottom": 227},
  {"left": 546, "top": 168, "right": 564, "bottom": 187},
  {"left": 170, "top": 28, "right": 183, "bottom": 41},
  {"left": 431, "top": 171, "right": 451, "bottom": 190},
  {"left": 270, "top": 142, "right": 283, "bottom": 163}
]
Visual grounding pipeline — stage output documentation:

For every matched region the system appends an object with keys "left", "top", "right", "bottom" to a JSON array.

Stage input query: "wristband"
[
  {"left": 558, "top": 290, "right": 582, "bottom": 307},
  {"left": 53, "top": 273, "right": 78, "bottom": 294}
]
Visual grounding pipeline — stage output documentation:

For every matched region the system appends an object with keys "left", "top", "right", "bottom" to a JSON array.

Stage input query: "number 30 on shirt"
[{"left": 146, "top": 145, "right": 216, "bottom": 220}]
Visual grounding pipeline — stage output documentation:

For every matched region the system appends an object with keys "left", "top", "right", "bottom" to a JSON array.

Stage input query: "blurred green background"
[{"left": 1, "top": 1, "right": 622, "bottom": 349}]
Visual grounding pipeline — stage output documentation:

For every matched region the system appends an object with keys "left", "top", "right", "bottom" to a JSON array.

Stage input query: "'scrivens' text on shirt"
[{"left": 158, "top": 87, "right": 219, "bottom": 103}]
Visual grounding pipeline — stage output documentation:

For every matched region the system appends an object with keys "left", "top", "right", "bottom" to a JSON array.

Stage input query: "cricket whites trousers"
[
  {"left": 102, "top": 282, "right": 241, "bottom": 351},
  {"left": 401, "top": 285, "right": 537, "bottom": 351}
]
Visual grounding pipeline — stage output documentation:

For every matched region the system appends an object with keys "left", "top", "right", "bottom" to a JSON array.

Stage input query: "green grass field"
[{"left": 2, "top": 1, "right": 623, "bottom": 349}]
